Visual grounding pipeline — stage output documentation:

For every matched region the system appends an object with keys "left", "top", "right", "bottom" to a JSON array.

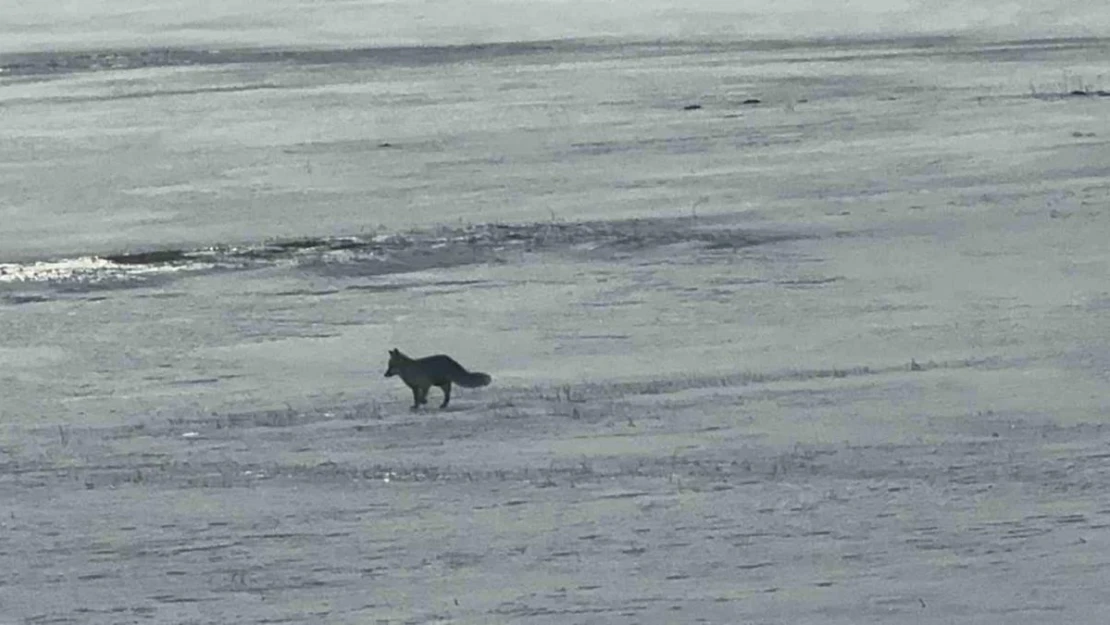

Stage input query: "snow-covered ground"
[{"left": 1, "top": 13, "right": 1109, "bottom": 624}]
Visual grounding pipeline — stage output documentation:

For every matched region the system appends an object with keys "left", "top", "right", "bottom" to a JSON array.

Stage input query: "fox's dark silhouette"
[{"left": 384, "top": 348, "right": 491, "bottom": 409}]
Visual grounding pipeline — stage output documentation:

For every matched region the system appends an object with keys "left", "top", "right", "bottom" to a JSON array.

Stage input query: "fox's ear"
[{"left": 389, "top": 348, "right": 398, "bottom": 355}]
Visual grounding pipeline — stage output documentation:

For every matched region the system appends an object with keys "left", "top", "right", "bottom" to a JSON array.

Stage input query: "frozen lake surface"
[{"left": 2, "top": 8, "right": 1110, "bottom": 624}]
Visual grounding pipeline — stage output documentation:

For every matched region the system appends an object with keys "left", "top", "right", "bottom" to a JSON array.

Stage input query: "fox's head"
[{"left": 384, "top": 348, "right": 406, "bottom": 377}]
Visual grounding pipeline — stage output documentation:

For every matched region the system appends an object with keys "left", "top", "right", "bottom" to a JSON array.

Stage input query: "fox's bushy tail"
[{"left": 455, "top": 370, "right": 492, "bottom": 388}]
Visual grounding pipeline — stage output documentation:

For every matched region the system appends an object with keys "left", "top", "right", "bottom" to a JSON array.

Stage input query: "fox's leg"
[
  {"left": 438, "top": 382, "right": 452, "bottom": 408},
  {"left": 410, "top": 386, "right": 421, "bottom": 410},
  {"left": 419, "top": 386, "right": 430, "bottom": 406}
]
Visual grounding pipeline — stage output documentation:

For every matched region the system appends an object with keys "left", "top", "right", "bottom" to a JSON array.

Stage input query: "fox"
[{"left": 384, "top": 348, "right": 492, "bottom": 409}]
